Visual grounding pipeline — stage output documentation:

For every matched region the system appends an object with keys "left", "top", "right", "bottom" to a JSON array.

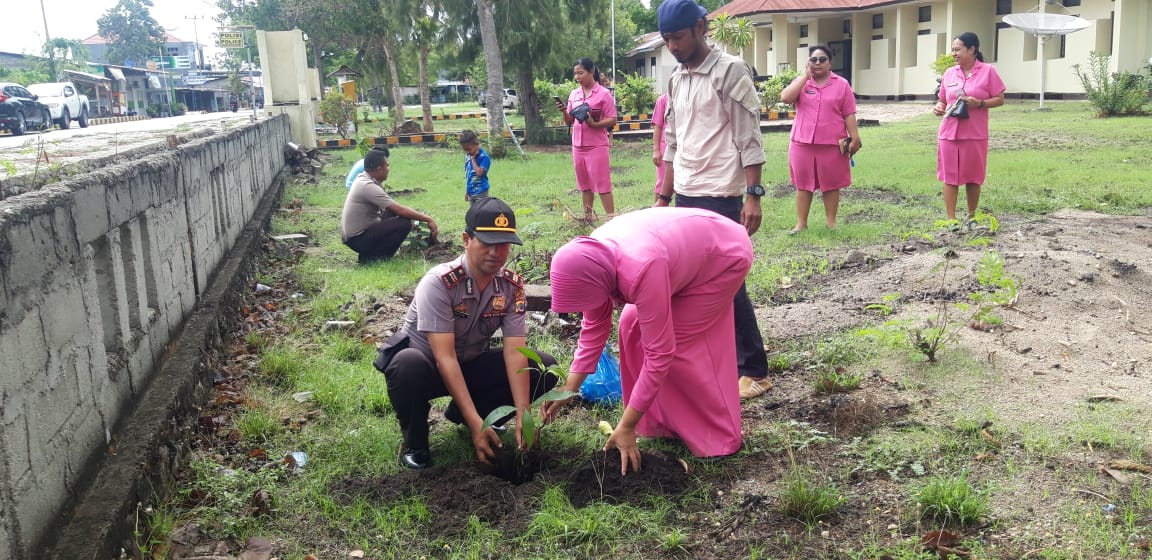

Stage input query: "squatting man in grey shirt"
[{"left": 373, "top": 197, "right": 557, "bottom": 469}]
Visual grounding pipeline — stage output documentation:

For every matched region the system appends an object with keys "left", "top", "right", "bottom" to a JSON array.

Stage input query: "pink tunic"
[
  {"left": 550, "top": 207, "right": 752, "bottom": 457},
  {"left": 567, "top": 83, "right": 617, "bottom": 148},
  {"left": 936, "top": 61, "right": 1006, "bottom": 185},
  {"left": 652, "top": 94, "right": 669, "bottom": 193}
]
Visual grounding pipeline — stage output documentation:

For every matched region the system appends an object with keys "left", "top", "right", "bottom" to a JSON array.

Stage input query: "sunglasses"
[{"left": 809, "top": 56, "right": 829, "bottom": 63}]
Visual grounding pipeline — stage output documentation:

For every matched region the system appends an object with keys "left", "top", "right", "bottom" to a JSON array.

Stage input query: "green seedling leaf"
[
  {"left": 535, "top": 388, "right": 578, "bottom": 404},
  {"left": 522, "top": 410, "right": 538, "bottom": 448},
  {"left": 517, "top": 346, "right": 544, "bottom": 365},
  {"left": 482, "top": 405, "right": 517, "bottom": 431}
]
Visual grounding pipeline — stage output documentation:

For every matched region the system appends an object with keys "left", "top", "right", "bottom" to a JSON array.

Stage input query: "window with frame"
[
  {"left": 799, "top": 24, "right": 809, "bottom": 38},
  {"left": 1063, "top": 0, "right": 1080, "bottom": 6},
  {"left": 996, "top": 0, "right": 1012, "bottom": 15},
  {"left": 843, "top": 19, "right": 851, "bottom": 34},
  {"left": 918, "top": 6, "right": 931, "bottom": 22},
  {"left": 872, "top": 14, "right": 883, "bottom": 29}
]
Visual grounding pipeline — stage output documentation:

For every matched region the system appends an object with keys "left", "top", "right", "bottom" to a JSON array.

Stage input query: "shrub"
[
  {"left": 615, "top": 73, "right": 656, "bottom": 115},
  {"left": 757, "top": 68, "right": 799, "bottom": 108},
  {"left": 319, "top": 92, "right": 358, "bottom": 138},
  {"left": 1074, "top": 51, "right": 1150, "bottom": 116},
  {"left": 171, "top": 102, "right": 187, "bottom": 116}
]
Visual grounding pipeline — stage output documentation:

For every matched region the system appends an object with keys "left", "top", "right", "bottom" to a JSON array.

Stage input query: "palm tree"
[
  {"left": 406, "top": 0, "right": 445, "bottom": 132},
  {"left": 710, "top": 13, "right": 754, "bottom": 57},
  {"left": 475, "top": 0, "right": 507, "bottom": 157}
]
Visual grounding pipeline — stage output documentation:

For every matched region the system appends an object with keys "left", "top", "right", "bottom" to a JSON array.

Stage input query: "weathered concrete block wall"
[{"left": 0, "top": 115, "right": 291, "bottom": 559}]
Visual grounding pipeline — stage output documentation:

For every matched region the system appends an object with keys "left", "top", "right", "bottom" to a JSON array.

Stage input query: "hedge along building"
[{"left": 633, "top": 0, "right": 1149, "bottom": 99}]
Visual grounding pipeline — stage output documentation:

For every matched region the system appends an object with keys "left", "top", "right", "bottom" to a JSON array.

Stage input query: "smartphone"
[{"left": 553, "top": 96, "right": 562, "bottom": 103}]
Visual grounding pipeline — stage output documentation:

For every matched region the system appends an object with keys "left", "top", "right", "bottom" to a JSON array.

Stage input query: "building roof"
[
  {"left": 624, "top": 31, "right": 665, "bottom": 58},
  {"left": 83, "top": 32, "right": 191, "bottom": 45},
  {"left": 325, "top": 65, "right": 361, "bottom": 79},
  {"left": 63, "top": 69, "right": 112, "bottom": 85},
  {"left": 714, "top": 0, "right": 915, "bottom": 16}
]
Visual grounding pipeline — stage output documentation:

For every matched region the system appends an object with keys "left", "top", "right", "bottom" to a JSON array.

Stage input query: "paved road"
[{"left": 0, "top": 112, "right": 256, "bottom": 180}]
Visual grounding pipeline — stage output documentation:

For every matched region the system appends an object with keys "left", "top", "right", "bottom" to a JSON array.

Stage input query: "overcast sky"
[{"left": 2, "top": 0, "right": 223, "bottom": 55}]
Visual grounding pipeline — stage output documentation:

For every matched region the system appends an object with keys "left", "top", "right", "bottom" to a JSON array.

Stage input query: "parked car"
[
  {"left": 477, "top": 88, "right": 518, "bottom": 110},
  {"left": 27, "top": 82, "right": 90, "bottom": 129},
  {"left": 0, "top": 83, "right": 52, "bottom": 135}
]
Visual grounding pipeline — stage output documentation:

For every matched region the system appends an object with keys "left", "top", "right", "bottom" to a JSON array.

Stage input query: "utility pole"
[
  {"left": 185, "top": 15, "right": 205, "bottom": 70},
  {"left": 40, "top": 0, "right": 56, "bottom": 79}
]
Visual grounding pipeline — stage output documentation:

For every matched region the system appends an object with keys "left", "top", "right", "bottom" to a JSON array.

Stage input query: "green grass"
[
  {"left": 169, "top": 101, "right": 1152, "bottom": 558},
  {"left": 777, "top": 468, "right": 846, "bottom": 526},
  {"left": 915, "top": 471, "right": 989, "bottom": 525}
]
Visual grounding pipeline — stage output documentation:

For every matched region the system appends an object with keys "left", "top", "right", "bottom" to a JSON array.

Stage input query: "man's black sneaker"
[{"left": 399, "top": 448, "right": 432, "bottom": 469}]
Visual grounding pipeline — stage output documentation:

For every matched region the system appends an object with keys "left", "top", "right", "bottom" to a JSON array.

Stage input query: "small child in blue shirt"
[{"left": 459, "top": 129, "right": 491, "bottom": 202}]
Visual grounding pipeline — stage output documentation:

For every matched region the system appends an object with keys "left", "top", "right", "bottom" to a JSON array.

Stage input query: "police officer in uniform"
[{"left": 376, "top": 198, "right": 557, "bottom": 469}]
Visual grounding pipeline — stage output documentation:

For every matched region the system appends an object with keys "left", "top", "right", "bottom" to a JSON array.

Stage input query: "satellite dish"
[
  {"left": 1002, "top": 13, "right": 1090, "bottom": 36},
  {"left": 1003, "top": 3, "right": 1092, "bottom": 110}
]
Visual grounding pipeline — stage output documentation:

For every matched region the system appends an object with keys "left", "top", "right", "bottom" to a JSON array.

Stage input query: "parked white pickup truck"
[{"left": 27, "top": 82, "right": 90, "bottom": 129}]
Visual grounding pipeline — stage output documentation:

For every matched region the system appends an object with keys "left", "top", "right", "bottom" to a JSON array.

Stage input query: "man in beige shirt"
[
  {"left": 340, "top": 147, "right": 438, "bottom": 264},
  {"left": 654, "top": 0, "right": 772, "bottom": 400}
]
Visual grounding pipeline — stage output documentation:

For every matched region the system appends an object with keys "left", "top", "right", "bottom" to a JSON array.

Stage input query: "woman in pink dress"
[
  {"left": 932, "top": 32, "right": 1006, "bottom": 221},
  {"left": 543, "top": 207, "right": 752, "bottom": 474},
  {"left": 780, "top": 45, "right": 861, "bottom": 234},
  {"left": 651, "top": 93, "right": 669, "bottom": 203},
  {"left": 554, "top": 58, "right": 618, "bottom": 219}
]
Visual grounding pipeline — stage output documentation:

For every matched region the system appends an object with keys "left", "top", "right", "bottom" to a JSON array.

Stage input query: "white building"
[{"left": 625, "top": 0, "right": 1150, "bottom": 98}]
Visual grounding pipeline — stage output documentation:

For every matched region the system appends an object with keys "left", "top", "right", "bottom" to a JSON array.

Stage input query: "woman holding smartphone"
[{"left": 554, "top": 58, "right": 618, "bottom": 221}]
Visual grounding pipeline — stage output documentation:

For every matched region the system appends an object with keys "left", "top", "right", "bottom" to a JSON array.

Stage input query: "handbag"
[
  {"left": 946, "top": 98, "right": 969, "bottom": 119},
  {"left": 570, "top": 102, "right": 591, "bottom": 123},
  {"left": 373, "top": 332, "right": 410, "bottom": 373}
]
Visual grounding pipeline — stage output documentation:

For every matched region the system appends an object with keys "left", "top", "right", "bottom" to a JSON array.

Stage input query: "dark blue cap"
[{"left": 658, "top": 0, "right": 708, "bottom": 34}]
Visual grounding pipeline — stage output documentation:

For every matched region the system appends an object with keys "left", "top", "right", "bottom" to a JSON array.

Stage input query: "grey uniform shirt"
[
  {"left": 340, "top": 173, "right": 399, "bottom": 241},
  {"left": 401, "top": 255, "right": 528, "bottom": 363},
  {"left": 663, "top": 45, "right": 765, "bottom": 198}
]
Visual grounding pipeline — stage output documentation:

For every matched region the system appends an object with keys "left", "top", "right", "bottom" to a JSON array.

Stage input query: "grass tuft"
[
  {"left": 915, "top": 471, "right": 988, "bottom": 525},
  {"left": 777, "top": 468, "right": 846, "bottom": 526}
]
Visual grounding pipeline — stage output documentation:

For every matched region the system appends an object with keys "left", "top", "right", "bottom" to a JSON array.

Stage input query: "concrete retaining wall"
[{"left": 0, "top": 115, "right": 292, "bottom": 559}]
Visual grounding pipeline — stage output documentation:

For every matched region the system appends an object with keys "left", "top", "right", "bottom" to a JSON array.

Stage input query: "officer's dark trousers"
[
  {"left": 383, "top": 347, "right": 558, "bottom": 450},
  {"left": 674, "top": 194, "right": 769, "bottom": 379},
  {"left": 344, "top": 216, "right": 412, "bottom": 264}
]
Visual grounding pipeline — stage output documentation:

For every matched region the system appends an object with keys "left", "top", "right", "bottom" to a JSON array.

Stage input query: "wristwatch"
[
  {"left": 745, "top": 184, "right": 766, "bottom": 197},
  {"left": 656, "top": 193, "right": 672, "bottom": 203}
]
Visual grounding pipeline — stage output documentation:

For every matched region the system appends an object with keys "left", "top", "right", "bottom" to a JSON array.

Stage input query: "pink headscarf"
[{"left": 550, "top": 237, "right": 617, "bottom": 313}]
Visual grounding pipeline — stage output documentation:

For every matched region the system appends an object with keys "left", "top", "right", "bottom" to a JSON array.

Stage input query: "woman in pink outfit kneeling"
[{"left": 543, "top": 207, "right": 752, "bottom": 474}]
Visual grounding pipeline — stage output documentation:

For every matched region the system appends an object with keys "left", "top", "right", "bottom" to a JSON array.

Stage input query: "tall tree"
[
  {"left": 496, "top": 0, "right": 615, "bottom": 145},
  {"left": 42, "top": 38, "right": 89, "bottom": 80},
  {"left": 475, "top": 0, "right": 507, "bottom": 157},
  {"left": 97, "top": 0, "right": 166, "bottom": 67},
  {"left": 410, "top": 0, "right": 445, "bottom": 132}
]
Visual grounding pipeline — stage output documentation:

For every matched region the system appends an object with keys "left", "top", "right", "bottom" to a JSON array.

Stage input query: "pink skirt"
[
  {"left": 937, "top": 138, "right": 989, "bottom": 186},
  {"left": 616, "top": 253, "right": 749, "bottom": 458},
  {"left": 789, "top": 141, "right": 852, "bottom": 193},
  {"left": 573, "top": 145, "right": 613, "bottom": 194}
]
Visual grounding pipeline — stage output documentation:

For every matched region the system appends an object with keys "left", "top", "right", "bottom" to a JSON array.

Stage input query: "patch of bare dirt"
[{"left": 758, "top": 210, "right": 1152, "bottom": 428}]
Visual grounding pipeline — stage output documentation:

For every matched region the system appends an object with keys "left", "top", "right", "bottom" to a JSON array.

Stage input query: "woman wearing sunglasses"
[{"left": 780, "top": 45, "right": 861, "bottom": 235}]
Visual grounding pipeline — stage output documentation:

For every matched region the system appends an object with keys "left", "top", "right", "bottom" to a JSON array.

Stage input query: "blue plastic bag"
[{"left": 579, "top": 348, "right": 622, "bottom": 404}]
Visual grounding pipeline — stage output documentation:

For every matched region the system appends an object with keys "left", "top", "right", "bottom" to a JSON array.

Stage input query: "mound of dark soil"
[{"left": 564, "top": 449, "right": 693, "bottom": 508}]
